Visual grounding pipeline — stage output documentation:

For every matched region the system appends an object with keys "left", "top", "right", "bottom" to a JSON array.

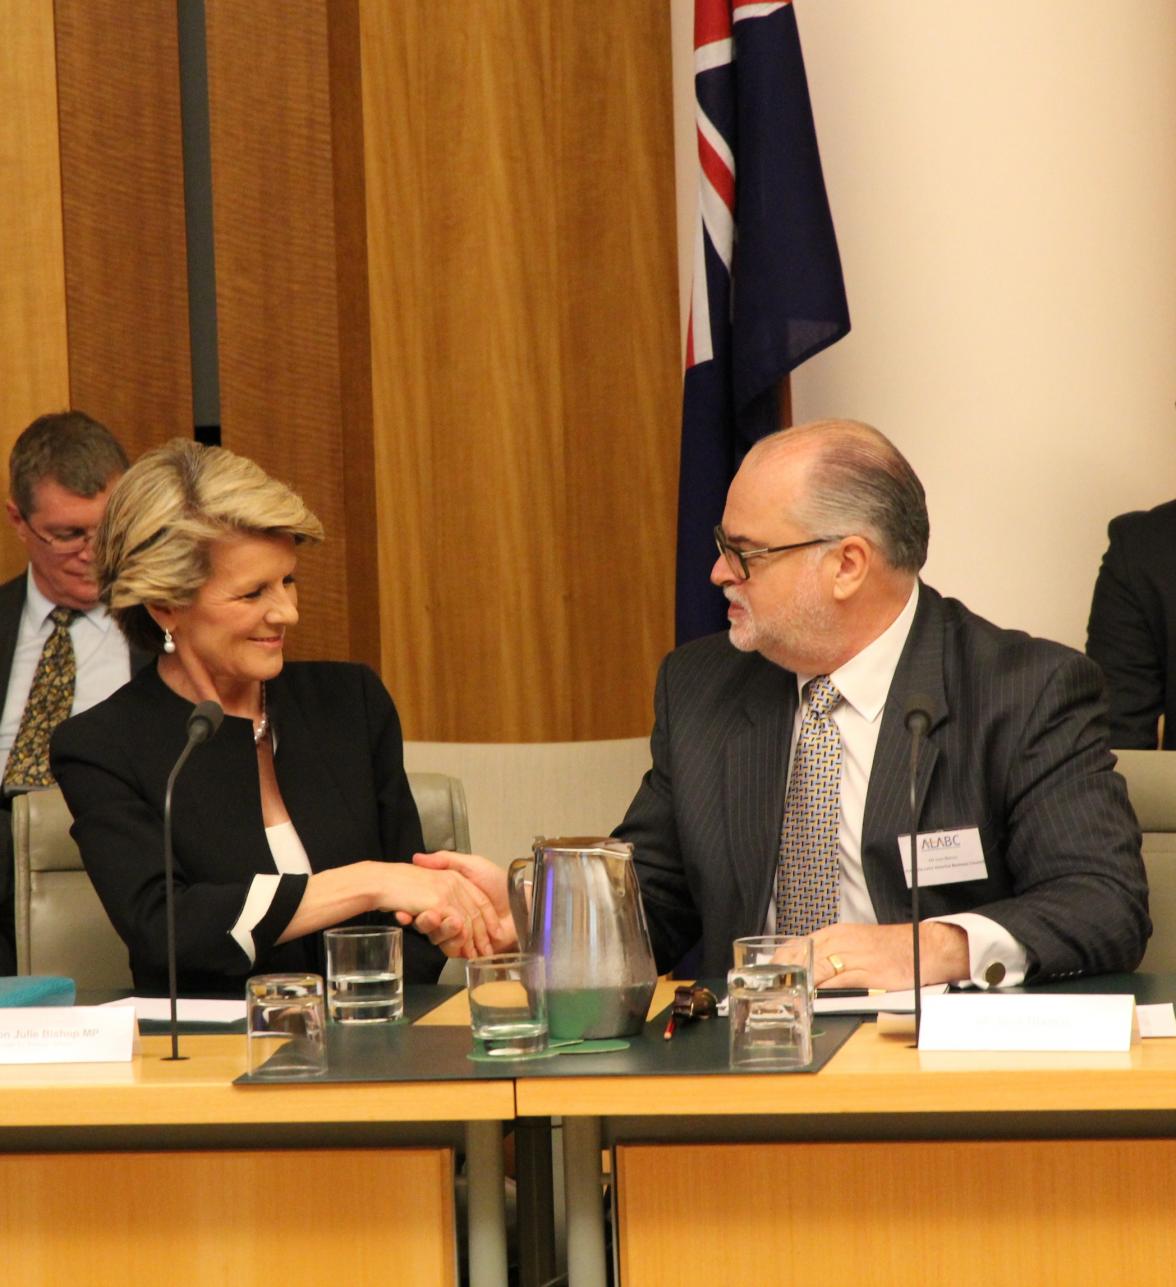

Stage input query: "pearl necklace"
[{"left": 253, "top": 682, "right": 269, "bottom": 746}]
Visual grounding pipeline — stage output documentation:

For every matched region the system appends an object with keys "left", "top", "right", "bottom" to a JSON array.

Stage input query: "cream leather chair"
[
  {"left": 12, "top": 772, "right": 471, "bottom": 987},
  {"left": 1114, "top": 749, "right": 1176, "bottom": 972},
  {"left": 13, "top": 786, "right": 130, "bottom": 986}
]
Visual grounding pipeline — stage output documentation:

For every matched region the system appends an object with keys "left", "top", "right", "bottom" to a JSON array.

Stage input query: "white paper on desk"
[
  {"left": 101, "top": 997, "right": 246, "bottom": 1024},
  {"left": 816, "top": 984, "right": 948, "bottom": 1015},
  {"left": 1136, "top": 1003, "right": 1176, "bottom": 1039},
  {"left": 716, "top": 984, "right": 948, "bottom": 1017},
  {"left": 918, "top": 993, "right": 1135, "bottom": 1052}
]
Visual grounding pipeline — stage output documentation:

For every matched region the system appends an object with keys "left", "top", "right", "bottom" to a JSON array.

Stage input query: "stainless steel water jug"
[{"left": 507, "top": 837, "right": 657, "bottom": 1040}]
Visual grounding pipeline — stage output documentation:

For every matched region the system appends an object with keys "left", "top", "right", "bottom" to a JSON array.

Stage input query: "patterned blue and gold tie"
[
  {"left": 776, "top": 675, "right": 843, "bottom": 935},
  {"left": 3, "top": 606, "right": 79, "bottom": 791}
]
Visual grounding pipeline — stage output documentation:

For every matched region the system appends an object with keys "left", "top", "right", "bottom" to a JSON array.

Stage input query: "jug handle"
[{"left": 506, "top": 857, "right": 534, "bottom": 952}]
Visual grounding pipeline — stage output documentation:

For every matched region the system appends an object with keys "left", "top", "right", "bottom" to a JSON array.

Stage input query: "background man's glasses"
[
  {"left": 714, "top": 525, "right": 843, "bottom": 582},
  {"left": 20, "top": 513, "right": 97, "bottom": 556}
]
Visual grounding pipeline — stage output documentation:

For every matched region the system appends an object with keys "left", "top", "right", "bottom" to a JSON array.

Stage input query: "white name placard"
[
  {"left": 0, "top": 1006, "right": 136, "bottom": 1064},
  {"left": 918, "top": 994, "right": 1135, "bottom": 1053}
]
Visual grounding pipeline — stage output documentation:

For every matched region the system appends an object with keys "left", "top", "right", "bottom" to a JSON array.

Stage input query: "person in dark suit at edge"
[
  {"left": 412, "top": 420, "right": 1150, "bottom": 991},
  {"left": 1086, "top": 501, "right": 1176, "bottom": 750},
  {"left": 0, "top": 411, "right": 146, "bottom": 974}
]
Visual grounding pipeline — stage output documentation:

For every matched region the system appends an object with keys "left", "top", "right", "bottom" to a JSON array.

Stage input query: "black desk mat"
[{"left": 234, "top": 994, "right": 860, "bottom": 1085}]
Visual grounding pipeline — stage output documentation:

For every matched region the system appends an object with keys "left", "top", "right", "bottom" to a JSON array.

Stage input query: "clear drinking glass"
[
  {"left": 727, "top": 963, "right": 812, "bottom": 1070},
  {"left": 732, "top": 934, "right": 816, "bottom": 1021},
  {"left": 245, "top": 973, "right": 327, "bottom": 1078},
  {"left": 324, "top": 925, "right": 404, "bottom": 1023},
  {"left": 465, "top": 952, "right": 548, "bottom": 1057}
]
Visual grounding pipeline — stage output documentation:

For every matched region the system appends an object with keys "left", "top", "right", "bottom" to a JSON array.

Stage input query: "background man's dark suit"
[
  {"left": 616, "top": 583, "right": 1150, "bottom": 981},
  {"left": 1087, "top": 501, "right": 1176, "bottom": 749},
  {"left": 0, "top": 573, "right": 151, "bottom": 973}
]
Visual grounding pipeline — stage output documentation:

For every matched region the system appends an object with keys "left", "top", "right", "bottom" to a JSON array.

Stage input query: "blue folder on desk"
[{"left": 0, "top": 976, "right": 76, "bottom": 1007}]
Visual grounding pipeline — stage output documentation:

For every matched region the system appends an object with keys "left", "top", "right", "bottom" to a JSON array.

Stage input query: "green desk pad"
[
  {"left": 235, "top": 970, "right": 1176, "bottom": 1085},
  {"left": 234, "top": 988, "right": 860, "bottom": 1085}
]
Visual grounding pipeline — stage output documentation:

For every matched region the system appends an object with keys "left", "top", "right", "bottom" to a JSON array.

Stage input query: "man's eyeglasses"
[
  {"left": 20, "top": 512, "right": 98, "bottom": 556},
  {"left": 714, "top": 525, "right": 843, "bottom": 583}
]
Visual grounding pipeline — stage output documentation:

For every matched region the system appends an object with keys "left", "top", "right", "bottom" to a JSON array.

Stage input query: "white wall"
[{"left": 673, "top": 0, "right": 1176, "bottom": 650}]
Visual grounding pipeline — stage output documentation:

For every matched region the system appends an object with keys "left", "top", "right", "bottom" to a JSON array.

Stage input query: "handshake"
[{"left": 387, "top": 850, "right": 520, "bottom": 959}]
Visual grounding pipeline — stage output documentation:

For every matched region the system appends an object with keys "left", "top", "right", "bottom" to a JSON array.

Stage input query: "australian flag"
[{"left": 676, "top": 0, "right": 851, "bottom": 643}]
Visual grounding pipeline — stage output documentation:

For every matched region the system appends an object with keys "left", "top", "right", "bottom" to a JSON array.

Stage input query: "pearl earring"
[{"left": 163, "top": 628, "right": 176, "bottom": 654}]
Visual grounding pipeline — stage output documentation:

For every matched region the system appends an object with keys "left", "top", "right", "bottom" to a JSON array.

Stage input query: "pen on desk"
[
  {"left": 816, "top": 988, "right": 887, "bottom": 999},
  {"left": 663, "top": 1013, "right": 677, "bottom": 1041}
]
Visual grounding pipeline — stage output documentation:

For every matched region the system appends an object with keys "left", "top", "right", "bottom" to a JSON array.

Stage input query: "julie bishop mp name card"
[{"left": 0, "top": 1006, "right": 136, "bottom": 1064}]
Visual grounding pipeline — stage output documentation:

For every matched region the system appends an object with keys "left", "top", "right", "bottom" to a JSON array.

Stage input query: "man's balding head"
[{"left": 747, "top": 420, "right": 929, "bottom": 574}]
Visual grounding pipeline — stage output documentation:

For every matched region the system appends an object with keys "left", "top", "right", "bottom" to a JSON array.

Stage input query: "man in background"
[
  {"left": 1086, "top": 502, "right": 1176, "bottom": 749},
  {"left": 0, "top": 411, "right": 145, "bottom": 973}
]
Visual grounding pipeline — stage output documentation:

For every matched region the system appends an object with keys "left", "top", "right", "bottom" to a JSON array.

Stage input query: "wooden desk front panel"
[
  {"left": 616, "top": 1138, "right": 1176, "bottom": 1287},
  {"left": 1, "top": 1147, "right": 455, "bottom": 1286}
]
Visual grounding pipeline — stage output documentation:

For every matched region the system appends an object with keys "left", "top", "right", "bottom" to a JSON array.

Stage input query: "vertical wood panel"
[
  {"left": 361, "top": 1, "right": 679, "bottom": 741},
  {"left": 0, "top": 0, "right": 70, "bottom": 581},
  {"left": 1, "top": 1148, "right": 455, "bottom": 1284},
  {"left": 53, "top": 0, "right": 192, "bottom": 458},
  {"left": 617, "top": 1139, "right": 1176, "bottom": 1286},
  {"left": 205, "top": 0, "right": 378, "bottom": 669}
]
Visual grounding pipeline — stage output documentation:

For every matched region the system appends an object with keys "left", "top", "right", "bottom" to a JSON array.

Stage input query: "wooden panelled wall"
[
  {"left": 360, "top": 2, "right": 680, "bottom": 740},
  {"left": 0, "top": 0, "right": 190, "bottom": 582},
  {"left": 1, "top": 0, "right": 679, "bottom": 742},
  {"left": 204, "top": 0, "right": 379, "bottom": 670}
]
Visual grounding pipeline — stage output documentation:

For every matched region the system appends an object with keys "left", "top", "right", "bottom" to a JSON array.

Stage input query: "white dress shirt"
[
  {"left": 0, "top": 569, "right": 133, "bottom": 782},
  {"left": 769, "top": 583, "right": 1029, "bottom": 988}
]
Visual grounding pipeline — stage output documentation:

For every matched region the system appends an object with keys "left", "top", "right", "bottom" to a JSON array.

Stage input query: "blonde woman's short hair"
[{"left": 97, "top": 438, "right": 324, "bottom": 654}]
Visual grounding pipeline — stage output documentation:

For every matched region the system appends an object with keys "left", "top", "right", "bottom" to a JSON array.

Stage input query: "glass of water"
[
  {"left": 732, "top": 934, "right": 815, "bottom": 1022},
  {"left": 324, "top": 925, "right": 404, "bottom": 1023},
  {"left": 727, "top": 962, "right": 813, "bottom": 1070},
  {"left": 245, "top": 973, "right": 327, "bottom": 1078},
  {"left": 466, "top": 952, "right": 548, "bottom": 1057}
]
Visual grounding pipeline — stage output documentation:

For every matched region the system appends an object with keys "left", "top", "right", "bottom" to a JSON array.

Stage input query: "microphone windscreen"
[
  {"left": 187, "top": 699, "right": 225, "bottom": 744},
  {"left": 903, "top": 692, "right": 933, "bottom": 735}
]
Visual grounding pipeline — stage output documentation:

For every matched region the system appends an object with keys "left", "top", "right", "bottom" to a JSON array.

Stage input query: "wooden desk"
[
  {"left": 0, "top": 1032, "right": 514, "bottom": 1287},
  {"left": 517, "top": 1022, "right": 1176, "bottom": 1287}
]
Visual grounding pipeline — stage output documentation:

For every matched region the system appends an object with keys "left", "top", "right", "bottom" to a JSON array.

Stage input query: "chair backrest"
[
  {"left": 1114, "top": 750, "right": 1176, "bottom": 972},
  {"left": 12, "top": 772, "right": 471, "bottom": 988},
  {"left": 409, "top": 771, "right": 471, "bottom": 854},
  {"left": 13, "top": 786, "right": 131, "bottom": 987}
]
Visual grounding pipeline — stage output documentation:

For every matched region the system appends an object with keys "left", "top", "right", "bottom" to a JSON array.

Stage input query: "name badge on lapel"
[{"left": 897, "top": 827, "right": 987, "bottom": 887}]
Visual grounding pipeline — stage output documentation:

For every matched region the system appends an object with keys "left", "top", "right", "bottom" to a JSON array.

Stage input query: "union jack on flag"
[{"left": 676, "top": 0, "right": 850, "bottom": 643}]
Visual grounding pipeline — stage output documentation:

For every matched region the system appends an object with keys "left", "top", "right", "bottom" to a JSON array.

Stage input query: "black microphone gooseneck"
[
  {"left": 903, "top": 694, "right": 933, "bottom": 1043},
  {"left": 162, "top": 699, "right": 224, "bottom": 1061}
]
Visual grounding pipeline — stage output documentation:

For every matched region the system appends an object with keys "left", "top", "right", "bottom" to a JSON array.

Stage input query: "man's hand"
[
  {"left": 809, "top": 921, "right": 969, "bottom": 990},
  {"left": 372, "top": 862, "right": 501, "bottom": 958},
  {"left": 402, "top": 850, "right": 519, "bottom": 958}
]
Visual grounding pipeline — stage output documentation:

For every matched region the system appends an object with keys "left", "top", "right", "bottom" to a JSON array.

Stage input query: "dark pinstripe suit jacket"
[
  {"left": 616, "top": 583, "right": 1150, "bottom": 981},
  {"left": 1086, "top": 500, "right": 1176, "bottom": 749}
]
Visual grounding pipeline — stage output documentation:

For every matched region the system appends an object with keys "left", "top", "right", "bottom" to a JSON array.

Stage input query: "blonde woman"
[{"left": 52, "top": 439, "right": 496, "bottom": 996}]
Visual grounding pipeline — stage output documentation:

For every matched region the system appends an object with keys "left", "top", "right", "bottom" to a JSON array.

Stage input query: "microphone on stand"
[
  {"left": 903, "top": 694, "right": 933, "bottom": 1043},
  {"left": 162, "top": 699, "right": 224, "bottom": 1061}
]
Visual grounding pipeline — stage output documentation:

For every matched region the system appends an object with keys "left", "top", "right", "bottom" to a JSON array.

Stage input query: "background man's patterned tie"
[
  {"left": 3, "top": 606, "right": 79, "bottom": 791},
  {"left": 776, "top": 675, "right": 843, "bottom": 935}
]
